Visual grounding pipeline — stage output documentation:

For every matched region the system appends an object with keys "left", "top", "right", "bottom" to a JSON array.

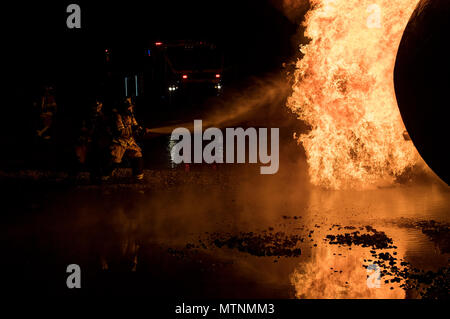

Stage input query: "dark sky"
[
  {"left": 6, "top": 0, "right": 298, "bottom": 85},
  {"left": 3, "top": 0, "right": 300, "bottom": 139}
]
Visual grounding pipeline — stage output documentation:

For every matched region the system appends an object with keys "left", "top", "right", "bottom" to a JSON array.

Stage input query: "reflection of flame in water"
[
  {"left": 290, "top": 246, "right": 405, "bottom": 299},
  {"left": 287, "top": 0, "right": 420, "bottom": 189}
]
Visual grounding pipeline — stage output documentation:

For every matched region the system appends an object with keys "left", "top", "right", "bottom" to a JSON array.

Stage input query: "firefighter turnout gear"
[
  {"left": 110, "top": 101, "right": 145, "bottom": 180},
  {"left": 110, "top": 112, "right": 143, "bottom": 163}
]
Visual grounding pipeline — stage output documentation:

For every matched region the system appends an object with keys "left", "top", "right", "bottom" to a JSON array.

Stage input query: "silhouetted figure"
[
  {"left": 73, "top": 98, "right": 112, "bottom": 181},
  {"left": 107, "top": 97, "right": 148, "bottom": 182},
  {"left": 35, "top": 85, "right": 57, "bottom": 140}
]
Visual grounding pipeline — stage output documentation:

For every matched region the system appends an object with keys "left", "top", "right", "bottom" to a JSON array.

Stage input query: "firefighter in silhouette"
[
  {"left": 108, "top": 97, "right": 148, "bottom": 181},
  {"left": 72, "top": 98, "right": 111, "bottom": 181},
  {"left": 88, "top": 99, "right": 112, "bottom": 180},
  {"left": 36, "top": 85, "right": 57, "bottom": 140}
]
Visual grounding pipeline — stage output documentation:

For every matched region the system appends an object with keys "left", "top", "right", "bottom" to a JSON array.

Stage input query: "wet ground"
[
  {"left": 1, "top": 76, "right": 449, "bottom": 298},
  {"left": 1, "top": 150, "right": 449, "bottom": 299}
]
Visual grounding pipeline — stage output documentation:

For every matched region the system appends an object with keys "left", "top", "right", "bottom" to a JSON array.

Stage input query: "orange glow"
[
  {"left": 291, "top": 245, "right": 405, "bottom": 299},
  {"left": 155, "top": 42, "right": 163, "bottom": 46},
  {"left": 215, "top": 74, "right": 221, "bottom": 78},
  {"left": 287, "top": 0, "right": 420, "bottom": 189}
]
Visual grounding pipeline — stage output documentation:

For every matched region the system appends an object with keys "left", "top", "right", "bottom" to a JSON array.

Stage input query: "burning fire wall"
[{"left": 286, "top": 0, "right": 434, "bottom": 190}]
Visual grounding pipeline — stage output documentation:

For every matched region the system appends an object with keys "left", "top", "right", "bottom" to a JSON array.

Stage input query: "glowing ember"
[{"left": 287, "top": 0, "right": 420, "bottom": 189}]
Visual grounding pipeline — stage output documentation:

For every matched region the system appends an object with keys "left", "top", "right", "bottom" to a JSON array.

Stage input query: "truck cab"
[{"left": 152, "top": 41, "right": 225, "bottom": 105}]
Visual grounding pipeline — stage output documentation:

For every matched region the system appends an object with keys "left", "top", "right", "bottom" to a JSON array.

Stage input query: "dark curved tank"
[{"left": 394, "top": 0, "right": 450, "bottom": 185}]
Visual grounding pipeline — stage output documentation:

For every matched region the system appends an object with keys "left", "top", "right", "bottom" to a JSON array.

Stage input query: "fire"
[
  {"left": 287, "top": 0, "right": 420, "bottom": 189},
  {"left": 290, "top": 246, "right": 405, "bottom": 299}
]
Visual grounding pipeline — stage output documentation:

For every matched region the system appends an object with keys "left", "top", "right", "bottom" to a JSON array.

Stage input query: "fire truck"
[
  {"left": 145, "top": 40, "right": 225, "bottom": 106},
  {"left": 101, "top": 40, "right": 224, "bottom": 117}
]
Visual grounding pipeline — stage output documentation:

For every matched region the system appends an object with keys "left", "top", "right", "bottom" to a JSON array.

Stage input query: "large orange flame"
[{"left": 287, "top": 0, "right": 420, "bottom": 189}]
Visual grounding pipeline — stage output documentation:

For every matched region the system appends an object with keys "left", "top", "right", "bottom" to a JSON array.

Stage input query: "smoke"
[
  {"left": 149, "top": 73, "right": 294, "bottom": 134},
  {"left": 150, "top": 2, "right": 311, "bottom": 135},
  {"left": 271, "top": 0, "right": 310, "bottom": 24},
  {"left": 205, "top": 75, "right": 292, "bottom": 128}
]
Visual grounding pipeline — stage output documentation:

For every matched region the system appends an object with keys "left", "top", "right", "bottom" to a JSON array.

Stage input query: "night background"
[
  {"left": 3, "top": 0, "right": 301, "bottom": 170},
  {"left": 7, "top": 0, "right": 298, "bottom": 96}
]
